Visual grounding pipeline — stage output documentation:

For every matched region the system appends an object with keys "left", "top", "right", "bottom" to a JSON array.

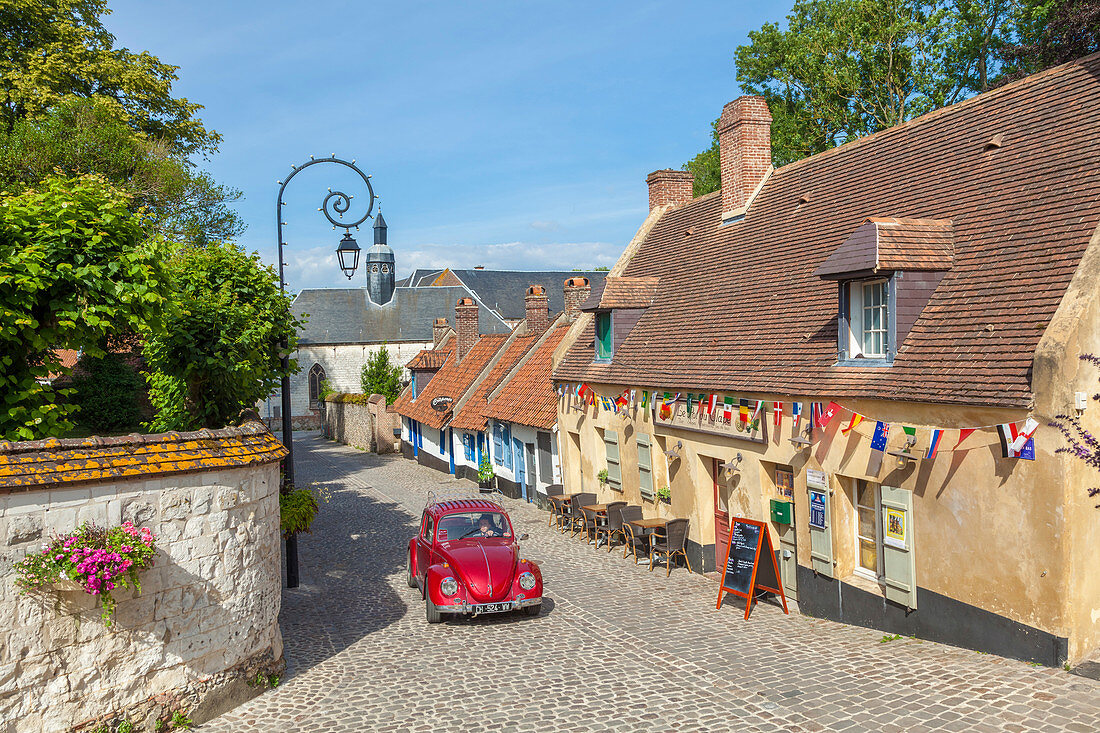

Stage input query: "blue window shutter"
[
  {"left": 503, "top": 425, "right": 512, "bottom": 470},
  {"left": 493, "top": 424, "right": 503, "bottom": 465},
  {"left": 439, "top": 428, "right": 445, "bottom": 454}
]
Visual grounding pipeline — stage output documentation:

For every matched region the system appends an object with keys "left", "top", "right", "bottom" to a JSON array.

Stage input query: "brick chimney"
[
  {"left": 718, "top": 96, "right": 772, "bottom": 219},
  {"left": 524, "top": 285, "right": 549, "bottom": 333},
  {"left": 432, "top": 317, "right": 450, "bottom": 347},
  {"left": 646, "top": 169, "right": 694, "bottom": 211},
  {"left": 562, "top": 277, "right": 591, "bottom": 322},
  {"left": 455, "top": 297, "right": 479, "bottom": 362}
]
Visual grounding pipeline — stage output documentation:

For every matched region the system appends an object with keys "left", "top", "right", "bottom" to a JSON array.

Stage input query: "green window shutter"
[
  {"left": 637, "top": 433, "right": 653, "bottom": 501},
  {"left": 808, "top": 487, "right": 834, "bottom": 577},
  {"left": 604, "top": 430, "right": 621, "bottom": 491},
  {"left": 595, "top": 312, "right": 612, "bottom": 359},
  {"left": 880, "top": 485, "right": 917, "bottom": 610}
]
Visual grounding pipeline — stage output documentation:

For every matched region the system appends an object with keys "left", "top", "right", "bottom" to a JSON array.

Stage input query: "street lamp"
[{"left": 276, "top": 155, "right": 375, "bottom": 588}]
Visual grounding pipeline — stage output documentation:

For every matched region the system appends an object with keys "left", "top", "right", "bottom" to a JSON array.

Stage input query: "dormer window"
[
  {"left": 816, "top": 217, "right": 955, "bottom": 367},
  {"left": 595, "top": 311, "right": 613, "bottom": 361}
]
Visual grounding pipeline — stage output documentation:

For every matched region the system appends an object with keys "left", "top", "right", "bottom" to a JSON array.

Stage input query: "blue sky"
[{"left": 107, "top": 1, "right": 785, "bottom": 291}]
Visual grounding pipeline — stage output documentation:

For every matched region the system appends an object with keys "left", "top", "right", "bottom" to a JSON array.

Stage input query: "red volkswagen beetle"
[{"left": 407, "top": 498, "right": 543, "bottom": 623}]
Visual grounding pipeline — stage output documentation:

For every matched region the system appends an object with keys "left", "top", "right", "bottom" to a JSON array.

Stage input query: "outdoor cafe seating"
[
  {"left": 592, "top": 501, "right": 627, "bottom": 551},
  {"left": 565, "top": 493, "right": 596, "bottom": 537},
  {"left": 648, "top": 517, "right": 692, "bottom": 576}
]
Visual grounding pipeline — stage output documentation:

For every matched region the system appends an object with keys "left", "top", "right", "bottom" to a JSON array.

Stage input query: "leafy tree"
[
  {"left": 1002, "top": 0, "right": 1100, "bottom": 75},
  {"left": 0, "top": 174, "right": 171, "bottom": 440},
  {"left": 685, "top": 0, "right": 1032, "bottom": 185},
  {"left": 70, "top": 351, "right": 142, "bottom": 433},
  {"left": 143, "top": 242, "right": 303, "bottom": 431},
  {"left": 0, "top": 0, "right": 218, "bottom": 157},
  {"left": 360, "top": 347, "right": 403, "bottom": 405},
  {"left": 0, "top": 97, "right": 243, "bottom": 244}
]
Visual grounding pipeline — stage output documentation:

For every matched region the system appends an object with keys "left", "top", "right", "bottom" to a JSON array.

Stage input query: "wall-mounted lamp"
[
  {"left": 789, "top": 426, "right": 812, "bottom": 450},
  {"left": 664, "top": 440, "right": 683, "bottom": 461},
  {"left": 719, "top": 453, "right": 744, "bottom": 478},
  {"left": 887, "top": 435, "right": 919, "bottom": 468}
]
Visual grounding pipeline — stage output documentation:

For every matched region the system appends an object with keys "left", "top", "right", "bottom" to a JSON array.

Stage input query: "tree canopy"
[
  {"left": 0, "top": 174, "right": 172, "bottom": 440},
  {"left": 684, "top": 0, "right": 1057, "bottom": 188},
  {"left": 360, "top": 347, "right": 403, "bottom": 405},
  {"left": 0, "top": 0, "right": 218, "bottom": 157}
]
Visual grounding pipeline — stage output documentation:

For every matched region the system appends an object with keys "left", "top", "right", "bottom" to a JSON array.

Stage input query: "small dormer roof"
[
  {"left": 579, "top": 276, "right": 661, "bottom": 311},
  {"left": 814, "top": 218, "right": 954, "bottom": 280}
]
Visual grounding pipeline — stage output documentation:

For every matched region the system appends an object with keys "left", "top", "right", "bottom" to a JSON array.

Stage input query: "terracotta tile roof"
[
  {"left": 580, "top": 276, "right": 661, "bottom": 310},
  {"left": 555, "top": 55, "right": 1100, "bottom": 408},
  {"left": 485, "top": 326, "right": 569, "bottom": 429},
  {"left": 0, "top": 421, "right": 286, "bottom": 492},
  {"left": 450, "top": 333, "right": 541, "bottom": 431},
  {"left": 406, "top": 346, "right": 452, "bottom": 370},
  {"left": 815, "top": 218, "right": 954, "bottom": 278},
  {"left": 394, "top": 335, "right": 509, "bottom": 429}
]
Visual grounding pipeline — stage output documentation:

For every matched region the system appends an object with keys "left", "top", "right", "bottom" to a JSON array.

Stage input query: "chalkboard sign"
[{"left": 715, "top": 517, "right": 789, "bottom": 620}]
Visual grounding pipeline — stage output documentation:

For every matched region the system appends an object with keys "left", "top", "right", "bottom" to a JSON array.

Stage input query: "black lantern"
[{"left": 336, "top": 231, "right": 360, "bottom": 279}]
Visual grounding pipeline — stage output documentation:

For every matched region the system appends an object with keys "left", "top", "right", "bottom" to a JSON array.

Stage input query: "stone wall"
[
  {"left": 322, "top": 395, "right": 401, "bottom": 453},
  {"left": 0, "top": 422, "right": 287, "bottom": 732}
]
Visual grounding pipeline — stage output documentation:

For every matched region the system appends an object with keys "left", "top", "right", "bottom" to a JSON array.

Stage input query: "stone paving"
[{"left": 204, "top": 433, "right": 1100, "bottom": 732}]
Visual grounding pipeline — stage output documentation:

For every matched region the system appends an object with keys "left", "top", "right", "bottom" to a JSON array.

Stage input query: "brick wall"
[
  {"left": 718, "top": 96, "right": 772, "bottom": 216},
  {"left": 562, "top": 277, "right": 591, "bottom": 322},
  {"left": 525, "top": 285, "right": 549, "bottom": 333},
  {"left": 646, "top": 169, "right": 694, "bottom": 211},
  {"left": 455, "top": 297, "right": 479, "bottom": 361}
]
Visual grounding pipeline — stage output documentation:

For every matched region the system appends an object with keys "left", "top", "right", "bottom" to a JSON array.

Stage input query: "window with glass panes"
[
  {"left": 595, "top": 311, "right": 613, "bottom": 360},
  {"left": 852, "top": 479, "right": 881, "bottom": 579},
  {"left": 860, "top": 280, "right": 887, "bottom": 357}
]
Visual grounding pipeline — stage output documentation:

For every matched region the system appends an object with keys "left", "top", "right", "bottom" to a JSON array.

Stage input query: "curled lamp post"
[{"left": 276, "top": 156, "right": 375, "bottom": 587}]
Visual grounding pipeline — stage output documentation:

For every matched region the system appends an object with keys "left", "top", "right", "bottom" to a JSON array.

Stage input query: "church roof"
[{"left": 397, "top": 269, "right": 609, "bottom": 320}]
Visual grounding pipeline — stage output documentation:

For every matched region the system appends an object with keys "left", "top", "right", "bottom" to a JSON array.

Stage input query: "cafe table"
[
  {"left": 581, "top": 504, "right": 610, "bottom": 546},
  {"left": 625, "top": 517, "right": 673, "bottom": 561},
  {"left": 547, "top": 492, "right": 580, "bottom": 529}
]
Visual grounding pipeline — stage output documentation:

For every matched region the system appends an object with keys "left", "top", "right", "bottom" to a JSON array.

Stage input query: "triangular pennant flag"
[
  {"left": 925, "top": 429, "right": 943, "bottom": 459},
  {"left": 1011, "top": 417, "right": 1039, "bottom": 452},
  {"left": 773, "top": 401, "right": 783, "bottom": 428},
  {"left": 792, "top": 402, "right": 803, "bottom": 428},
  {"left": 641, "top": 390, "right": 649, "bottom": 410},
  {"left": 750, "top": 400, "right": 763, "bottom": 428},
  {"left": 818, "top": 402, "right": 841, "bottom": 428},
  {"left": 870, "top": 421, "right": 890, "bottom": 452},
  {"left": 722, "top": 396, "right": 734, "bottom": 422},
  {"left": 998, "top": 423, "right": 1021, "bottom": 458},
  {"left": 739, "top": 399, "right": 749, "bottom": 425},
  {"left": 955, "top": 428, "right": 976, "bottom": 449}
]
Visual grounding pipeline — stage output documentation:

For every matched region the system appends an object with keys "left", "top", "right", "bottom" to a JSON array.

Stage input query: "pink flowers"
[{"left": 14, "top": 522, "right": 158, "bottom": 626}]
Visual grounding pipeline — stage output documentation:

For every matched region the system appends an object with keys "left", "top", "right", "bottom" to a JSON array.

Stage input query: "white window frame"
[
  {"left": 850, "top": 478, "right": 883, "bottom": 581},
  {"left": 844, "top": 279, "right": 889, "bottom": 359}
]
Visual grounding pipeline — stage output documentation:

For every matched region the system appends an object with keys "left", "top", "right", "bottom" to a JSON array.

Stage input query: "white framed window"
[
  {"left": 851, "top": 479, "right": 882, "bottom": 580},
  {"left": 842, "top": 278, "right": 889, "bottom": 360}
]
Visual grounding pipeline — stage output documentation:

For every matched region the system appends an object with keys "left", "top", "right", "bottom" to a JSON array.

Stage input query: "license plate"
[{"left": 471, "top": 602, "right": 511, "bottom": 614}]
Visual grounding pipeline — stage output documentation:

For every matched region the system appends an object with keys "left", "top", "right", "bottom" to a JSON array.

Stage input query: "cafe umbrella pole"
[{"left": 275, "top": 156, "right": 376, "bottom": 589}]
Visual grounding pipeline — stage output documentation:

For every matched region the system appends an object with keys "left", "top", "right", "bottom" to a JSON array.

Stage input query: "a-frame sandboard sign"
[{"left": 716, "top": 517, "right": 789, "bottom": 620}]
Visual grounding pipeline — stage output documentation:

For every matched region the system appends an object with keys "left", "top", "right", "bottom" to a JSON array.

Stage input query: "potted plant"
[
  {"left": 597, "top": 469, "right": 609, "bottom": 487},
  {"left": 477, "top": 455, "right": 495, "bottom": 492},
  {"left": 655, "top": 486, "right": 672, "bottom": 504}
]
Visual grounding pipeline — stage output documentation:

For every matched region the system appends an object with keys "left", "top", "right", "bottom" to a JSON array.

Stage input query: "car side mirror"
[{"left": 519, "top": 533, "right": 529, "bottom": 541}]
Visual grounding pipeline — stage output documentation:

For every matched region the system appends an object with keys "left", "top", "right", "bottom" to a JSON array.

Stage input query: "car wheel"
[
  {"left": 522, "top": 603, "right": 542, "bottom": 617},
  {"left": 406, "top": 552, "right": 417, "bottom": 588},
  {"left": 426, "top": 597, "right": 444, "bottom": 624}
]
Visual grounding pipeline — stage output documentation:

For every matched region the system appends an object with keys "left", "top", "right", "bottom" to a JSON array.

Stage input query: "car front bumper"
[{"left": 435, "top": 596, "right": 542, "bottom": 614}]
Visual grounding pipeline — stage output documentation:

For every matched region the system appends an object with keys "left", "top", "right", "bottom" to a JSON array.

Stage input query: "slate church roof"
[
  {"left": 555, "top": 54, "right": 1100, "bottom": 408},
  {"left": 397, "top": 269, "right": 609, "bottom": 320}
]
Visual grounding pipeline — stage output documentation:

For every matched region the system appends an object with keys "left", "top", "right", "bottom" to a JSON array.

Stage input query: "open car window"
[{"left": 436, "top": 512, "right": 512, "bottom": 541}]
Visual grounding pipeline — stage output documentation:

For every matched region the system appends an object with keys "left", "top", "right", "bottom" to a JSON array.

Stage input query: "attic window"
[
  {"left": 595, "top": 311, "right": 613, "bottom": 361},
  {"left": 984, "top": 133, "right": 1004, "bottom": 151}
]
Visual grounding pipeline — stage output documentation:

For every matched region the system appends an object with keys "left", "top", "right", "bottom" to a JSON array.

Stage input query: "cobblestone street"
[{"left": 204, "top": 434, "right": 1100, "bottom": 732}]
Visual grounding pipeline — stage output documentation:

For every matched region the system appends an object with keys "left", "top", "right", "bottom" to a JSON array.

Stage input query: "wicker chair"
[
  {"left": 594, "top": 501, "right": 627, "bottom": 551},
  {"left": 545, "top": 484, "right": 565, "bottom": 528},
  {"left": 620, "top": 506, "right": 648, "bottom": 562},
  {"left": 567, "top": 493, "right": 597, "bottom": 538},
  {"left": 650, "top": 518, "right": 693, "bottom": 576}
]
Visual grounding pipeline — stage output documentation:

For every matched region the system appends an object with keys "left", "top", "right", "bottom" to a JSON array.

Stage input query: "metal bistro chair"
[
  {"left": 567, "top": 493, "right": 597, "bottom": 539},
  {"left": 619, "top": 506, "right": 647, "bottom": 562},
  {"left": 546, "top": 484, "right": 565, "bottom": 529},
  {"left": 593, "top": 501, "right": 627, "bottom": 551},
  {"left": 650, "top": 518, "right": 693, "bottom": 576}
]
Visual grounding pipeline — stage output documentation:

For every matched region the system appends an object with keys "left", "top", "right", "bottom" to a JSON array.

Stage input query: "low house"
[{"left": 552, "top": 55, "right": 1100, "bottom": 667}]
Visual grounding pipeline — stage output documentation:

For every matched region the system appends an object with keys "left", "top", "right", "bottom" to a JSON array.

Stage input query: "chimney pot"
[
  {"left": 455, "top": 297, "right": 479, "bottom": 361},
  {"left": 524, "top": 285, "right": 549, "bottom": 333},
  {"left": 562, "top": 276, "right": 592, "bottom": 323},
  {"left": 718, "top": 96, "right": 772, "bottom": 219},
  {"left": 646, "top": 169, "right": 694, "bottom": 211}
]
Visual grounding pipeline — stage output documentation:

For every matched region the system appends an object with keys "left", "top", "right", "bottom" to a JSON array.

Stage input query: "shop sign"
[
  {"left": 809, "top": 490, "right": 827, "bottom": 530},
  {"left": 430, "top": 395, "right": 454, "bottom": 412},
  {"left": 806, "top": 469, "right": 827, "bottom": 490},
  {"left": 653, "top": 399, "right": 765, "bottom": 443},
  {"left": 884, "top": 507, "right": 907, "bottom": 549}
]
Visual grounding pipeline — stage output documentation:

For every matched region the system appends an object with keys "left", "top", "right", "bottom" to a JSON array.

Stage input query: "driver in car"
[{"left": 475, "top": 514, "right": 502, "bottom": 538}]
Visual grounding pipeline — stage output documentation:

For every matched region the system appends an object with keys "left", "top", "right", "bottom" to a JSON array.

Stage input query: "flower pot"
[{"left": 478, "top": 478, "right": 494, "bottom": 493}]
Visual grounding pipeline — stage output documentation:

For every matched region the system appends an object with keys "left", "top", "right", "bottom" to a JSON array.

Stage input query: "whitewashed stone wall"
[
  {"left": 260, "top": 342, "right": 431, "bottom": 426},
  {"left": 0, "top": 464, "right": 283, "bottom": 732}
]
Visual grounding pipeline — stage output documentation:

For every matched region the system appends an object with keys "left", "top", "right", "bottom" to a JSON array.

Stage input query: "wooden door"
[{"left": 712, "top": 457, "right": 729, "bottom": 569}]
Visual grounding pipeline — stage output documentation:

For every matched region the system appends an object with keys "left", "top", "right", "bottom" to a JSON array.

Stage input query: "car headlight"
[
  {"left": 440, "top": 577, "right": 458, "bottom": 596},
  {"left": 519, "top": 572, "right": 536, "bottom": 591}
]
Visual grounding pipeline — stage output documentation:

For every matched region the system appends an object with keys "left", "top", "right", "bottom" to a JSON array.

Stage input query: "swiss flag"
[{"left": 817, "top": 401, "right": 841, "bottom": 428}]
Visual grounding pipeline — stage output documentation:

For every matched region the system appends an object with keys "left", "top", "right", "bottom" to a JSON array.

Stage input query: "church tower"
[{"left": 366, "top": 212, "right": 395, "bottom": 305}]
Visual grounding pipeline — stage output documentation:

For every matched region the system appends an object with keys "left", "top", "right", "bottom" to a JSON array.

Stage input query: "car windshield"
[{"left": 436, "top": 512, "right": 512, "bottom": 541}]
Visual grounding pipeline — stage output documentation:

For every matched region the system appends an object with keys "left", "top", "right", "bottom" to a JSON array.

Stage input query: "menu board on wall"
[{"left": 716, "top": 517, "right": 789, "bottom": 620}]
